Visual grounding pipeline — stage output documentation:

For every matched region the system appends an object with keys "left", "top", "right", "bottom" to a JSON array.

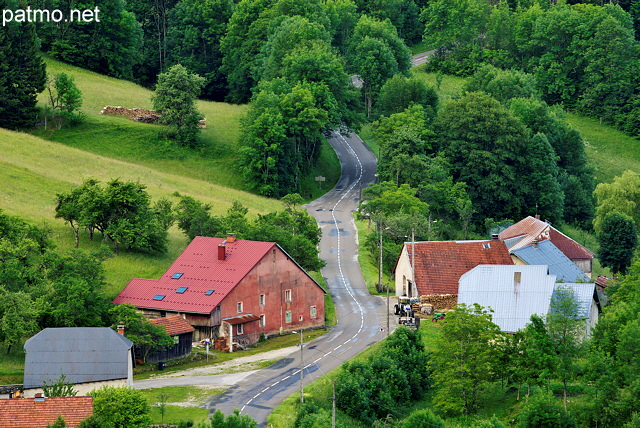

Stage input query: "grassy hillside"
[
  {"left": 566, "top": 113, "right": 640, "bottom": 184},
  {"left": 35, "top": 58, "right": 249, "bottom": 189},
  {"left": 0, "top": 128, "right": 284, "bottom": 296}
]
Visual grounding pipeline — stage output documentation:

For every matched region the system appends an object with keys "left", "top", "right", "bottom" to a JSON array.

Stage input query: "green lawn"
[
  {"left": 411, "top": 67, "right": 467, "bottom": 102},
  {"left": 566, "top": 113, "right": 640, "bottom": 184},
  {"left": 139, "top": 385, "right": 222, "bottom": 425}
]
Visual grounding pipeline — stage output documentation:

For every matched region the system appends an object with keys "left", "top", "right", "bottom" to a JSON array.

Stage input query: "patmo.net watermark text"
[{"left": 2, "top": 6, "right": 100, "bottom": 26}]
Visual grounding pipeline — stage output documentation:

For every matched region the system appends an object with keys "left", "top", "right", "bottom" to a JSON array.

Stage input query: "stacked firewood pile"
[
  {"left": 419, "top": 294, "right": 458, "bottom": 310},
  {"left": 100, "top": 106, "right": 161, "bottom": 123}
]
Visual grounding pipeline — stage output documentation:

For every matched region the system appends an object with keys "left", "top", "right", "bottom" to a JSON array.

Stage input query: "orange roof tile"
[
  {"left": 149, "top": 315, "right": 195, "bottom": 336},
  {"left": 405, "top": 240, "right": 513, "bottom": 295},
  {"left": 0, "top": 396, "right": 93, "bottom": 428}
]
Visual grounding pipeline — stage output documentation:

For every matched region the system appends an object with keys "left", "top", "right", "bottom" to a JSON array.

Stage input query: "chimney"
[
  {"left": 34, "top": 393, "right": 46, "bottom": 402},
  {"left": 491, "top": 234, "right": 499, "bottom": 240},
  {"left": 117, "top": 325, "right": 125, "bottom": 335},
  {"left": 226, "top": 233, "right": 236, "bottom": 243},
  {"left": 535, "top": 214, "right": 540, "bottom": 220},
  {"left": 218, "top": 243, "right": 226, "bottom": 261},
  {"left": 532, "top": 239, "right": 538, "bottom": 248}
]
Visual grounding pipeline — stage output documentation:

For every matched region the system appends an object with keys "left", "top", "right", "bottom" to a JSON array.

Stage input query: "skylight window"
[
  {"left": 153, "top": 295, "right": 165, "bottom": 301},
  {"left": 205, "top": 290, "right": 214, "bottom": 296},
  {"left": 171, "top": 273, "right": 184, "bottom": 279},
  {"left": 176, "top": 287, "right": 188, "bottom": 294}
]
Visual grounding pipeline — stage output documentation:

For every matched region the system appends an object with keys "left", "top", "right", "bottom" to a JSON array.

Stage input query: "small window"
[
  {"left": 237, "top": 324, "right": 244, "bottom": 335},
  {"left": 310, "top": 306, "right": 317, "bottom": 319},
  {"left": 285, "top": 311, "right": 292, "bottom": 323},
  {"left": 482, "top": 243, "right": 491, "bottom": 249},
  {"left": 299, "top": 315, "right": 303, "bottom": 322},
  {"left": 259, "top": 314, "right": 265, "bottom": 327},
  {"left": 285, "top": 289, "right": 292, "bottom": 303},
  {"left": 176, "top": 287, "right": 188, "bottom": 294},
  {"left": 153, "top": 295, "right": 165, "bottom": 301},
  {"left": 237, "top": 302, "right": 243, "bottom": 313},
  {"left": 260, "top": 294, "right": 265, "bottom": 306},
  {"left": 205, "top": 290, "right": 214, "bottom": 296},
  {"left": 171, "top": 273, "right": 184, "bottom": 279}
]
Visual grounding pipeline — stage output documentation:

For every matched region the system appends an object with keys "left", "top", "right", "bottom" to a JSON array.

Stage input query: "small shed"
[
  {"left": 23, "top": 327, "right": 133, "bottom": 397},
  {"left": 147, "top": 315, "right": 195, "bottom": 363}
]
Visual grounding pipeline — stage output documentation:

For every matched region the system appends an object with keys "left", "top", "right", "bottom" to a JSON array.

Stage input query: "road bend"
[{"left": 206, "top": 130, "right": 385, "bottom": 426}]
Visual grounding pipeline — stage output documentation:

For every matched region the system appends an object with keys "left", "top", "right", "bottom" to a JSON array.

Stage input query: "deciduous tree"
[
  {"left": 108, "top": 304, "right": 174, "bottom": 363},
  {"left": 430, "top": 303, "right": 502, "bottom": 416},
  {"left": 597, "top": 211, "right": 638, "bottom": 275},
  {"left": 90, "top": 386, "right": 151, "bottom": 428},
  {"left": 152, "top": 64, "right": 205, "bottom": 147}
]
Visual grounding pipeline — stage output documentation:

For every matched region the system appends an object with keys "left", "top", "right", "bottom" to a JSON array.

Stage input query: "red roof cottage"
[
  {"left": 113, "top": 235, "right": 326, "bottom": 347},
  {"left": 393, "top": 239, "right": 513, "bottom": 298},
  {"left": 0, "top": 396, "right": 93, "bottom": 428}
]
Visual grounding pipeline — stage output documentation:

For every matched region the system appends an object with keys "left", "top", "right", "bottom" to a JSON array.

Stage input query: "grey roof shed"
[
  {"left": 23, "top": 327, "right": 133, "bottom": 389},
  {"left": 511, "top": 240, "right": 591, "bottom": 283}
]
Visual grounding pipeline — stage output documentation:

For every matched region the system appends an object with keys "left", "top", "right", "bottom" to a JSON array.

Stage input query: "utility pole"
[
  {"left": 378, "top": 221, "right": 383, "bottom": 291},
  {"left": 386, "top": 282, "right": 390, "bottom": 337},
  {"left": 332, "top": 380, "right": 336, "bottom": 428}
]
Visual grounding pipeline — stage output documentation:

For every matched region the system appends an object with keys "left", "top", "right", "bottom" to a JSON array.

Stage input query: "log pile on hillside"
[
  {"left": 100, "top": 106, "right": 161, "bottom": 124},
  {"left": 419, "top": 294, "right": 458, "bottom": 310}
]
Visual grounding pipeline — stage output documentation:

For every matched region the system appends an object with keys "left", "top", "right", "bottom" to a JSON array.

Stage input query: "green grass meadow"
[{"left": 139, "top": 386, "right": 222, "bottom": 425}]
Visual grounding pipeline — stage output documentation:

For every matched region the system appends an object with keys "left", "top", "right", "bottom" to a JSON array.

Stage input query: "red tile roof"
[
  {"left": 0, "top": 396, "right": 93, "bottom": 428},
  {"left": 499, "top": 216, "right": 594, "bottom": 259},
  {"left": 113, "top": 237, "right": 278, "bottom": 314},
  {"left": 149, "top": 315, "right": 195, "bottom": 336},
  {"left": 405, "top": 240, "right": 513, "bottom": 295}
]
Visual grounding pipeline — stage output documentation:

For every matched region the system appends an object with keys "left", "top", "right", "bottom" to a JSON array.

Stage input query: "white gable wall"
[{"left": 394, "top": 244, "right": 417, "bottom": 297}]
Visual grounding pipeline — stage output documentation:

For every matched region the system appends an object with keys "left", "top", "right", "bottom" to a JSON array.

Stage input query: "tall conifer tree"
[{"left": 0, "top": 0, "right": 46, "bottom": 129}]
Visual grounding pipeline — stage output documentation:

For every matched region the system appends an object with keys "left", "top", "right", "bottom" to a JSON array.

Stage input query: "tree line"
[{"left": 423, "top": 1, "right": 640, "bottom": 140}]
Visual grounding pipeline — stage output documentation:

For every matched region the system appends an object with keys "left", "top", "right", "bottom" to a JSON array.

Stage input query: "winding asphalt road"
[{"left": 201, "top": 130, "right": 384, "bottom": 426}]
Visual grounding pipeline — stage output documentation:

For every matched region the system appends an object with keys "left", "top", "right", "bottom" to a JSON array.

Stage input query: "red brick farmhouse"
[{"left": 113, "top": 235, "right": 326, "bottom": 348}]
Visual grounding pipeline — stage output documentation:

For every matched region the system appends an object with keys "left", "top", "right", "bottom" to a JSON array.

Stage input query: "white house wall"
[{"left": 394, "top": 245, "right": 415, "bottom": 297}]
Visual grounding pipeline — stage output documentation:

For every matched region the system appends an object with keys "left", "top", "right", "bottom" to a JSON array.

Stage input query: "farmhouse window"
[
  {"left": 285, "top": 289, "right": 292, "bottom": 303},
  {"left": 237, "top": 302, "right": 243, "bottom": 313}
]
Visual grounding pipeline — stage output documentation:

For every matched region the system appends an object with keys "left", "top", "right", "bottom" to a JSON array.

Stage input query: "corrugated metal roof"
[
  {"left": 499, "top": 216, "right": 594, "bottom": 259},
  {"left": 113, "top": 237, "right": 277, "bottom": 314},
  {"left": 404, "top": 240, "right": 513, "bottom": 295},
  {"left": 511, "top": 240, "right": 591, "bottom": 283},
  {"left": 551, "top": 283, "right": 596, "bottom": 319},
  {"left": 149, "top": 315, "right": 195, "bottom": 336},
  {"left": 458, "top": 265, "right": 556, "bottom": 333},
  {"left": 23, "top": 328, "right": 132, "bottom": 388}
]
